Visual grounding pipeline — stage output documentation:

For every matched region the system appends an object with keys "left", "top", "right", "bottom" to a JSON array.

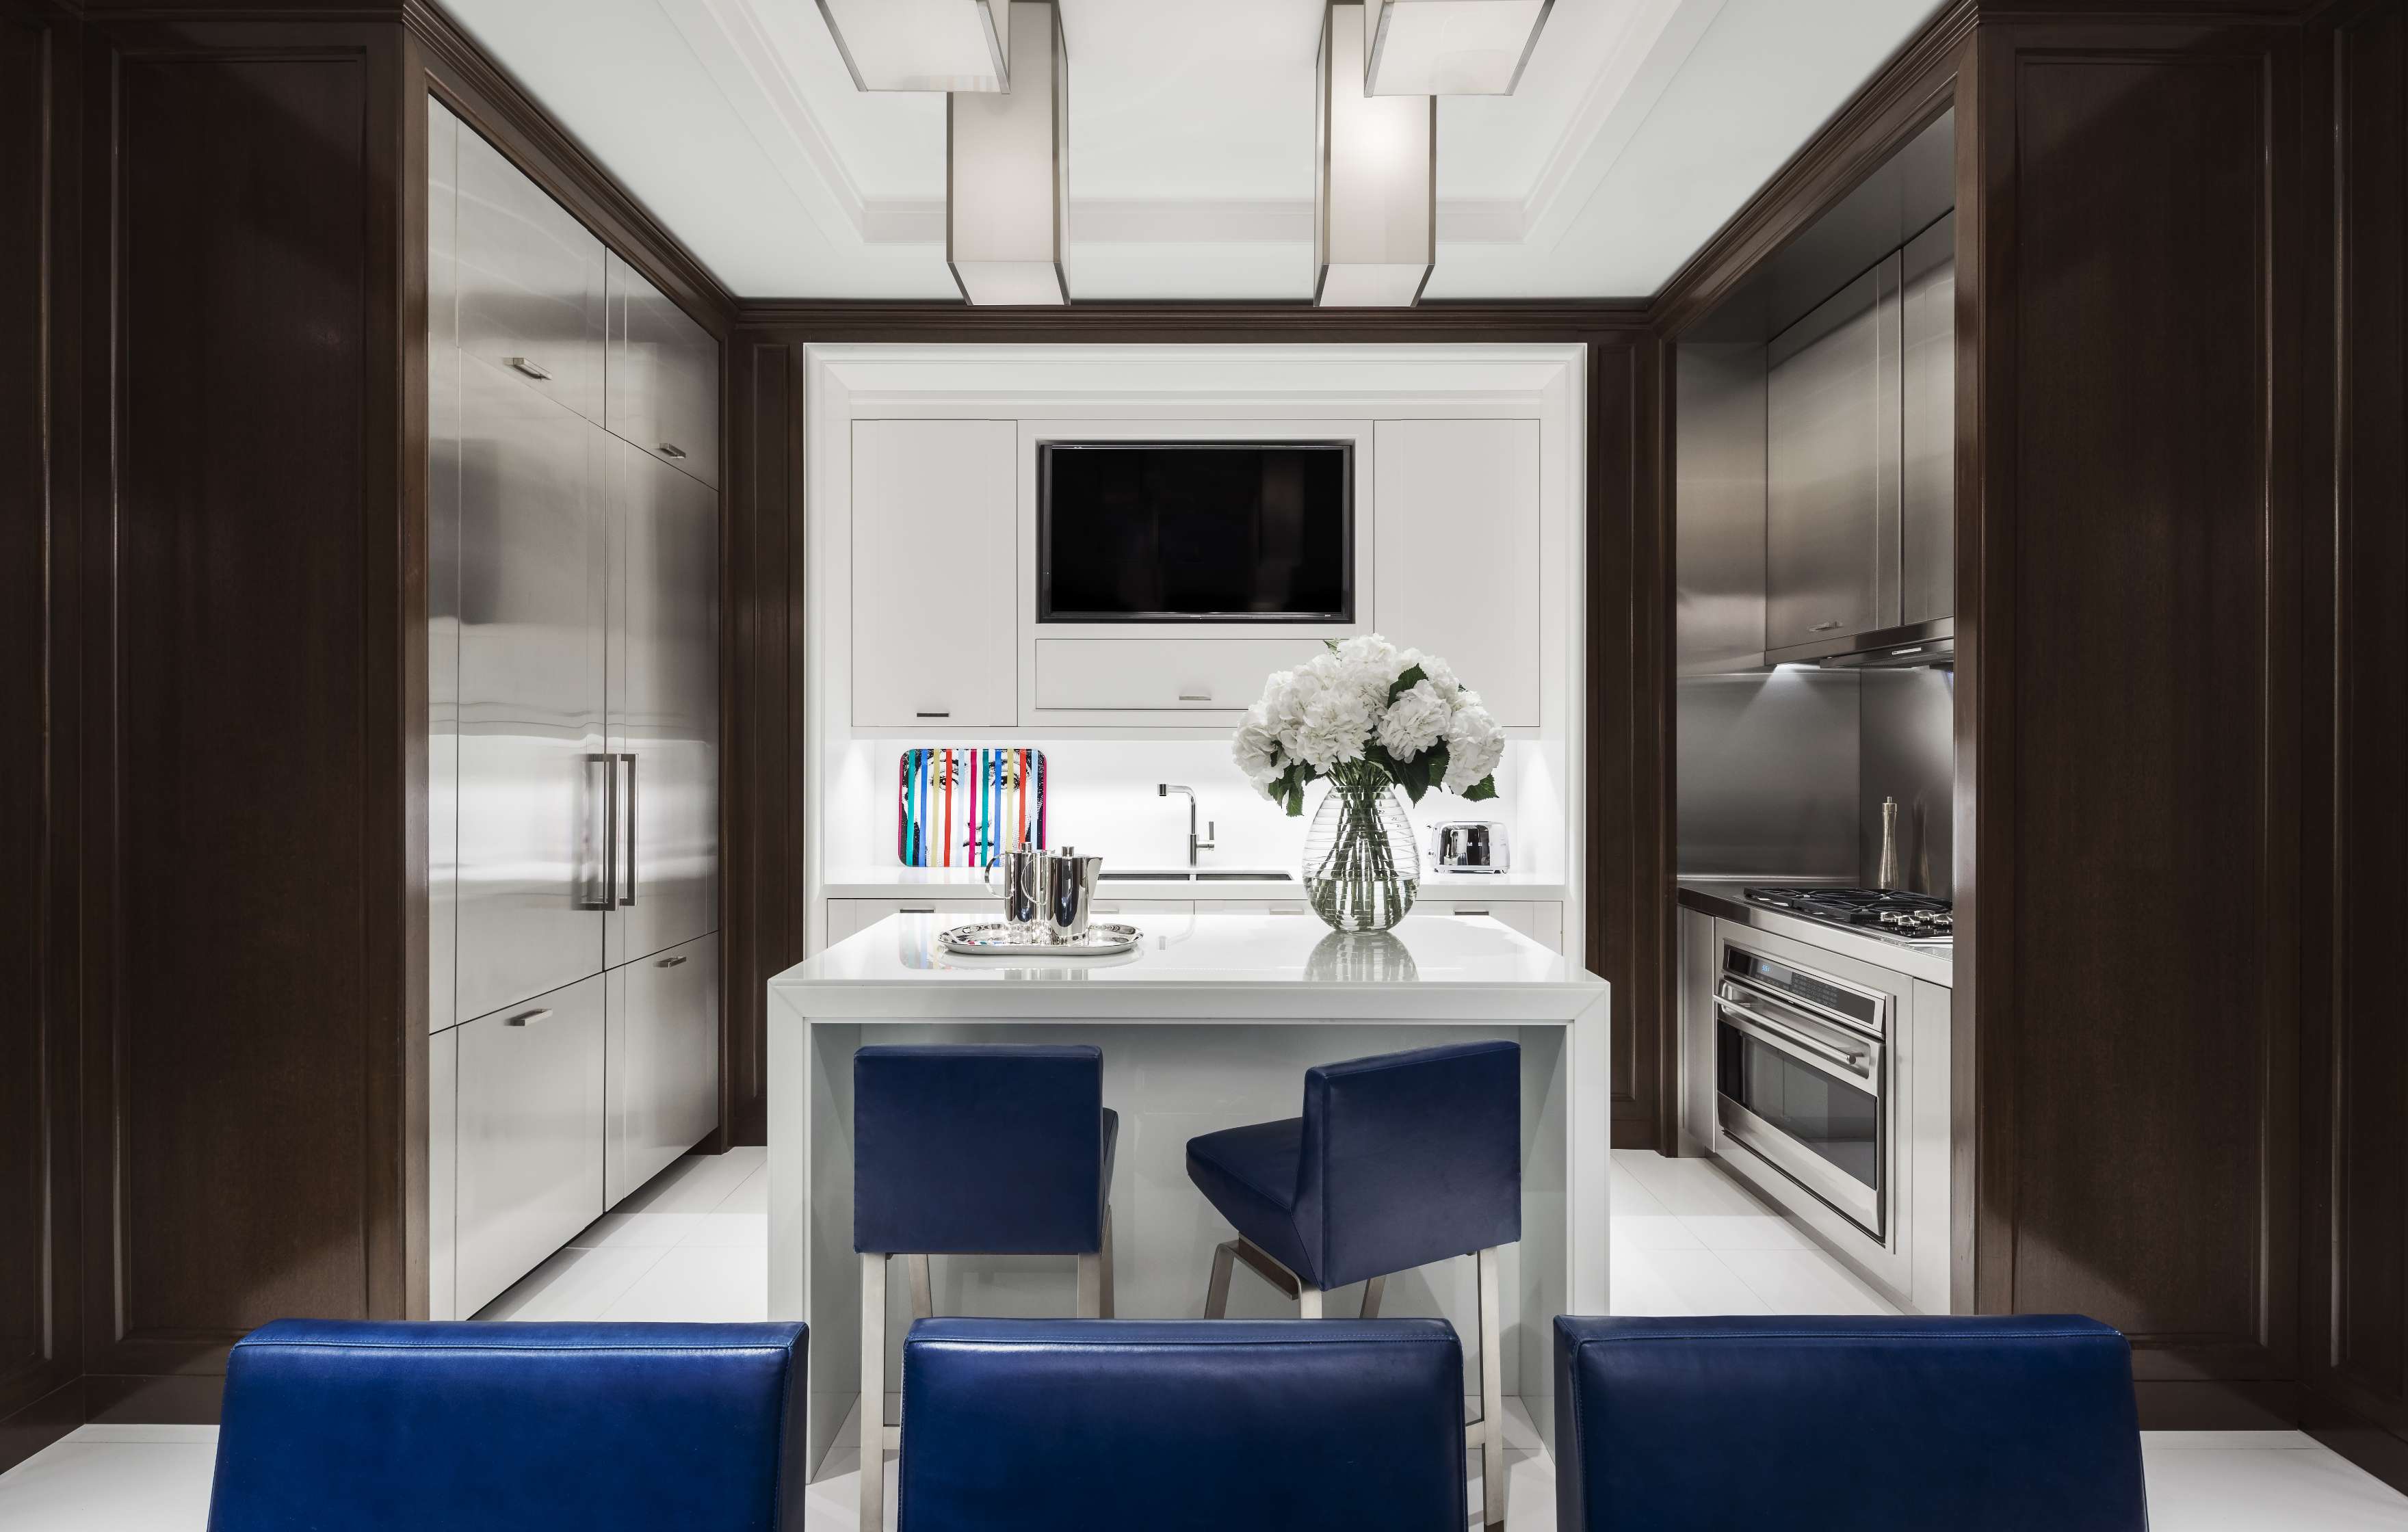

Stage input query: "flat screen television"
[{"left": 1037, "top": 441, "right": 1354, "bottom": 622}]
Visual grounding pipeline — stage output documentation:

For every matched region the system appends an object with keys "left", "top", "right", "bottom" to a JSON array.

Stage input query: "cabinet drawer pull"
[
  {"left": 655, "top": 953, "right": 689, "bottom": 968},
  {"left": 1456, "top": 909, "right": 1491, "bottom": 917},
  {"left": 900, "top": 907, "right": 936, "bottom": 914},
  {"left": 504, "top": 356, "right": 553, "bottom": 381},
  {"left": 915, "top": 710, "right": 950, "bottom": 719},
  {"left": 658, "top": 442, "right": 688, "bottom": 459},
  {"left": 505, "top": 1008, "right": 553, "bottom": 1027},
  {"left": 1811, "top": 620, "right": 1843, "bottom": 632},
  {"left": 1177, "top": 691, "right": 1212, "bottom": 703}
]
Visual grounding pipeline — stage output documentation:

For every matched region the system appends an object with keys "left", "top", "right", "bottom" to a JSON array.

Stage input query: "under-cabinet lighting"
[
  {"left": 1317, "top": 3, "right": 1435, "bottom": 307},
  {"left": 1366, "top": 0, "right": 1553, "bottom": 96},
  {"left": 948, "top": 1, "right": 1069, "bottom": 305},
  {"left": 817, "top": 0, "right": 1010, "bottom": 92}
]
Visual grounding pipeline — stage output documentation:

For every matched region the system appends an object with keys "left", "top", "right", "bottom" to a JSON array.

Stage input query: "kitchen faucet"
[{"left": 1157, "top": 784, "right": 1216, "bottom": 868}]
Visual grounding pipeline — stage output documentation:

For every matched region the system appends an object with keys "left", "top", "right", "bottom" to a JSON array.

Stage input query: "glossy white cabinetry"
[
  {"left": 1417, "top": 899, "right": 1563, "bottom": 953},
  {"left": 1374, "top": 419, "right": 1542, "bottom": 727},
  {"left": 456, "top": 125, "right": 606, "bottom": 425},
  {"left": 1032, "top": 637, "right": 1326, "bottom": 713},
  {"left": 607, "top": 934, "right": 723, "bottom": 1206},
  {"left": 605, "top": 251, "right": 720, "bottom": 489},
  {"left": 851, "top": 420, "right": 1018, "bottom": 728},
  {"left": 454, "top": 975, "right": 607, "bottom": 1318}
]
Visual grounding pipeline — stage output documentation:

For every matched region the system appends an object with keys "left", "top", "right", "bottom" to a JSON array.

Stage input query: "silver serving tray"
[{"left": 939, "top": 921, "right": 1144, "bottom": 958}]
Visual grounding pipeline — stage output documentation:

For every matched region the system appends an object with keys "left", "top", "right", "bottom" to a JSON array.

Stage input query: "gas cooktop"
[{"left": 1741, "top": 886, "right": 1953, "bottom": 940}]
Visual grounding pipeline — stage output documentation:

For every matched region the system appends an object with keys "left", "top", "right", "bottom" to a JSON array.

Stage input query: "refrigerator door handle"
[
  {"left": 583, "top": 753, "right": 618, "bottom": 910},
  {"left": 618, "top": 752, "right": 638, "bottom": 907}
]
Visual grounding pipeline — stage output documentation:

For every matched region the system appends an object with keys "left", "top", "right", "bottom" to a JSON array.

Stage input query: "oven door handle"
[{"left": 1714, "top": 992, "right": 1874, "bottom": 1076}]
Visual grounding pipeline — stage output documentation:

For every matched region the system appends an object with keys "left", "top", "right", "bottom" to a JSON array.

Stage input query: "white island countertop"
[{"left": 770, "top": 909, "right": 1604, "bottom": 1020}]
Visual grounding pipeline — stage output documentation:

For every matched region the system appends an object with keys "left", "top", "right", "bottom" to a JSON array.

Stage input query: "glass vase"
[{"left": 1302, "top": 773, "right": 1422, "bottom": 933}]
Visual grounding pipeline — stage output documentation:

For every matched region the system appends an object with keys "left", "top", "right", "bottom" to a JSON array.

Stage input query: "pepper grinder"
[{"left": 1876, "top": 795, "right": 1902, "bottom": 890}]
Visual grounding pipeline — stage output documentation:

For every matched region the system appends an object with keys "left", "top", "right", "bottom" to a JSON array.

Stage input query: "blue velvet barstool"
[
  {"left": 852, "top": 1044, "right": 1118, "bottom": 1532},
  {"left": 1184, "top": 1039, "right": 1519, "bottom": 1530}
]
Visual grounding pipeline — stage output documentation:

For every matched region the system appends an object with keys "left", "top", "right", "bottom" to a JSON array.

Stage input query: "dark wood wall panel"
[
  {"left": 2305, "top": 0, "right": 2408, "bottom": 1484},
  {"left": 1974, "top": 24, "right": 2301, "bottom": 1419},
  {"left": 83, "top": 34, "right": 400, "bottom": 1395}
]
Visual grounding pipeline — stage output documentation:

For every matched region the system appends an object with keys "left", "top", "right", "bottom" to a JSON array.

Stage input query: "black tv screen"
[{"left": 1038, "top": 442, "right": 1353, "bottom": 622}]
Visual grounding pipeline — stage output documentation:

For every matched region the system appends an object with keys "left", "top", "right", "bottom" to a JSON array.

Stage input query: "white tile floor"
[{"left": 5, "top": 1146, "right": 2405, "bottom": 1531}]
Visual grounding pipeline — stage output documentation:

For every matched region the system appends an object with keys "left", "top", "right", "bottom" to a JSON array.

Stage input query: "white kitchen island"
[{"left": 766, "top": 909, "right": 1611, "bottom": 1476}]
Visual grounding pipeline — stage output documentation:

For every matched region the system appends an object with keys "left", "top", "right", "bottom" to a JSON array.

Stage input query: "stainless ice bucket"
[{"left": 987, "top": 845, "right": 1104, "bottom": 942}]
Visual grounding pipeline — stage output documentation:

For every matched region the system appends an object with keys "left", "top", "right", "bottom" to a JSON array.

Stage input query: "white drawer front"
[{"left": 1033, "top": 637, "right": 1328, "bottom": 713}]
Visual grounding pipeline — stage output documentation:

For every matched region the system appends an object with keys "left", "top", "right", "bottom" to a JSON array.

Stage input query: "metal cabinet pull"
[
  {"left": 1177, "top": 691, "right": 1212, "bottom": 702},
  {"left": 505, "top": 356, "right": 553, "bottom": 380},
  {"left": 583, "top": 753, "right": 618, "bottom": 909},
  {"left": 1456, "top": 909, "right": 1492, "bottom": 917},
  {"left": 618, "top": 753, "right": 638, "bottom": 907},
  {"left": 505, "top": 1008, "right": 553, "bottom": 1027},
  {"left": 656, "top": 953, "right": 688, "bottom": 968},
  {"left": 915, "top": 710, "right": 950, "bottom": 719},
  {"left": 900, "top": 907, "right": 935, "bottom": 914},
  {"left": 657, "top": 442, "right": 688, "bottom": 459},
  {"left": 1811, "top": 620, "right": 1843, "bottom": 632}
]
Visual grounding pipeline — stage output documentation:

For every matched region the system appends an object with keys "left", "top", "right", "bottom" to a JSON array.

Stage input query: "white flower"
[
  {"left": 1332, "top": 633, "right": 1399, "bottom": 675},
  {"left": 1290, "top": 688, "right": 1375, "bottom": 769},
  {"left": 1376, "top": 678, "right": 1451, "bottom": 759},
  {"left": 1442, "top": 698, "right": 1506, "bottom": 794},
  {"left": 1232, "top": 702, "right": 1282, "bottom": 785},
  {"left": 1413, "top": 650, "right": 1460, "bottom": 696}
]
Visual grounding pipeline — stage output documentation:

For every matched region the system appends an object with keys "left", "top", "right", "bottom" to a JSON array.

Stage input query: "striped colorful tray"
[{"left": 896, "top": 748, "right": 1047, "bottom": 868}]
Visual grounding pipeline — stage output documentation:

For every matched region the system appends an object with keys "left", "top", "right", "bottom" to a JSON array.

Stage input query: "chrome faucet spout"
[{"left": 1156, "top": 784, "right": 1216, "bottom": 868}]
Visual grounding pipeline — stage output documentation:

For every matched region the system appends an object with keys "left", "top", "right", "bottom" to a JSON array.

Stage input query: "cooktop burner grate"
[{"left": 1741, "top": 886, "right": 1954, "bottom": 938}]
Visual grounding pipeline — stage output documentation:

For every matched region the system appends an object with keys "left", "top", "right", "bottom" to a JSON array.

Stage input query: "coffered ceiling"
[{"left": 438, "top": 0, "right": 1944, "bottom": 300}]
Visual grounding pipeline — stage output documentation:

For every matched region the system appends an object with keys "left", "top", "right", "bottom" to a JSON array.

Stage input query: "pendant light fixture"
[
  {"left": 947, "top": 0, "right": 1069, "bottom": 304},
  {"left": 815, "top": 0, "right": 1010, "bottom": 93},
  {"left": 1316, "top": 1, "right": 1435, "bottom": 307},
  {"left": 1365, "top": 0, "right": 1554, "bottom": 96}
]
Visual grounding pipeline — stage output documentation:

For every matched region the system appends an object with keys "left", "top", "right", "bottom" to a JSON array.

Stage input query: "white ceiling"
[{"left": 441, "top": 0, "right": 1943, "bottom": 300}]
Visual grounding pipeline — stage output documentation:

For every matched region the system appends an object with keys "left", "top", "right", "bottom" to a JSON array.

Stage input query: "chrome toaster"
[{"left": 1428, "top": 820, "right": 1510, "bottom": 873}]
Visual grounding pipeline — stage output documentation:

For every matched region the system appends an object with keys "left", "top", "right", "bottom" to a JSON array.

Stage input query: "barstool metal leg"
[
  {"left": 1359, "top": 1273, "right": 1385, "bottom": 1319},
  {"left": 1099, "top": 1206, "right": 1116, "bottom": 1319},
  {"left": 1076, "top": 1249, "right": 1103, "bottom": 1319},
  {"left": 1476, "top": 1245, "right": 1505, "bottom": 1531},
  {"left": 1296, "top": 1283, "right": 1322, "bottom": 1319},
  {"left": 1204, "top": 1239, "right": 1235, "bottom": 1319},
  {"left": 906, "top": 1254, "right": 932, "bottom": 1321},
  {"left": 859, "top": 1252, "right": 887, "bottom": 1532}
]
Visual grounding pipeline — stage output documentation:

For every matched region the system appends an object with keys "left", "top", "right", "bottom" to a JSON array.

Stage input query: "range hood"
[{"left": 1814, "top": 619, "right": 1954, "bottom": 670}]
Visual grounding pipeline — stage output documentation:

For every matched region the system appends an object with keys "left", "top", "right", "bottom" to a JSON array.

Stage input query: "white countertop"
[
  {"left": 767, "top": 910, "right": 1607, "bottom": 1021},
  {"left": 821, "top": 865, "right": 1573, "bottom": 902}
]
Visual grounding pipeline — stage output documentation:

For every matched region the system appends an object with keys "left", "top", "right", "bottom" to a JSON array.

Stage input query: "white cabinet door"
[
  {"left": 607, "top": 933, "right": 722, "bottom": 1206},
  {"left": 1032, "top": 637, "right": 1326, "bottom": 714},
  {"left": 1417, "top": 899, "right": 1563, "bottom": 954},
  {"left": 826, "top": 898, "right": 996, "bottom": 947},
  {"left": 851, "top": 420, "right": 1017, "bottom": 727},
  {"left": 456, "top": 975, "right": 605, "bottom": 1317},
  {"left": 1374, "top": 419, "right": 1541, "bottom": 726}
]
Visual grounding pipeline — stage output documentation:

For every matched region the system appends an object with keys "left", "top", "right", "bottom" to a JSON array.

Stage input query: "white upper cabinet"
[
  {"left": 1374, "top": 419, "right": 1542, "bottom": 728},
  {"left": 456, "top": 128, "right": 606, "bottom": 425},
  {"left": 851, "top": 419, "right": 1019, "bottom": 728},
  {"left": 605, "top": 251, "right": 720, "bottom": 489}
]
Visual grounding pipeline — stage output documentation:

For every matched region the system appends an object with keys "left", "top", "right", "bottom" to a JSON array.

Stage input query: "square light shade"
[
  {"left": 817, "top": 0, "right": 1009, "bottom": 93},
  {"left": 948, "top": 2, "right": 1069, "bottom": 305},
  {"left": 1317, "top": 2, "right": 1434, "bottom": 306},
  {"left": 1366, "top": 0, "right": 1553, "bottom": 96}
]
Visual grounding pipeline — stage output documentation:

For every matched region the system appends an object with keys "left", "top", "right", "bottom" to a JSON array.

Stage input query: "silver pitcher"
[{"left": 987, "top": 843, "right": 1104, "bottom": 942}]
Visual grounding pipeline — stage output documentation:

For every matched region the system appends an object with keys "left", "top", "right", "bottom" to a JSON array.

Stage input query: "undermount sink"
[{"left": 1099, "top": 869, "right": 1295, "bottom": 882}]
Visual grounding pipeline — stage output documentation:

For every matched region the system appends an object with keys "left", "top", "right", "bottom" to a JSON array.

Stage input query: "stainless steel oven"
[{"left": 1713, "top": 939, "right": 1892, "bottom": 1239}]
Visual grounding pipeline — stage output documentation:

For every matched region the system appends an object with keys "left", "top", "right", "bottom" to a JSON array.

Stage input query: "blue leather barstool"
[
  {"left": 207, "top": 1319, "right": 809, "bottom": 1531},
  {"left": 853, "top": 1044, "right": 1118, "bottom": 1532},
  {"left": 1553, "top": 1314, "right": 2147, "bottom": 1531},
  {"left": 898, "top": 1317, "right": 1466, "bottom": 1532},
  {"left": 1184, "top": 1038, "right": 1519, "bottom": 1529}
]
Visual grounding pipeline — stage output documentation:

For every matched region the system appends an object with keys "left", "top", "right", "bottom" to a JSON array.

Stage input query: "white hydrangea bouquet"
[{"left": 1231, "top": 635, "right": 1504, "bottom": 931}]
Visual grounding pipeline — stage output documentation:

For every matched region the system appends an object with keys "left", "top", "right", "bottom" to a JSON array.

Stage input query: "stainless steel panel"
[
  {"left": 1859, "top": 667, "right": 1955, "bottom": 897},
  {"left": 1675, "top": 670, "right": 1860, "bottom": 879},
  {"left": 605, "top": 251, "right": 721, "bottom": 490},
  {"left": 1900, "top": 212, "right": 1955, "bottom": 627},
  {"left": 1677, "top": 907, "right": 1718, "bottom": 1154},
  {"left": 456, "top": 975, "right": 606, "bottom": 1317},
  {"left": 457, "top": 127, "right": 605, "bottom": 425},
  {"left": 428, "top": 1025, "right": 459, "bottom": 1319},
  {"left": 455, "top": 353, "right": 608, "bottom": 1020},
  {"left": 604, "top": 440, "right": 719, "bottom": 967},
  {"left": 1764, "top": 255, "right": 1904, "bottom": 650},
  {"left": 607, "top": 933, "right": 722, "bottom": 1206},
  {"left": 1674, "top": 342, "right": 1768, "bottom": 674},
  {"left": 429, "top": 114, "right": 461, "bottom": 1033}
]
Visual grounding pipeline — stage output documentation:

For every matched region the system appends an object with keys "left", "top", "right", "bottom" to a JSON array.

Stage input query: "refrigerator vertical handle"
[
  {"left": 618, "top": 752, "right": 638, "bottom": 907},
  {"left": 584, "top": 753, "right": 618, "bottom": 910}
]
